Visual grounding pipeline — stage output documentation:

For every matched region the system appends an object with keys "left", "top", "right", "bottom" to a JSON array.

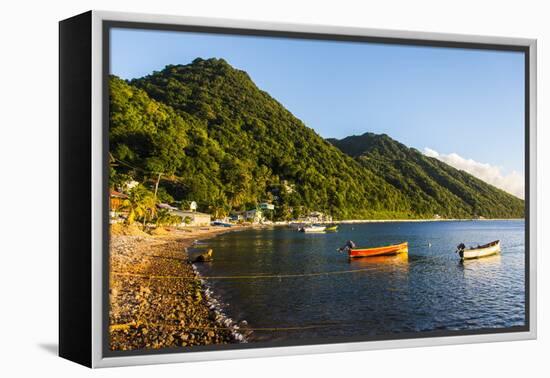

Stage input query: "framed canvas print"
[{"left": 59, "top": 10, "right": 537, "bottom": 368}]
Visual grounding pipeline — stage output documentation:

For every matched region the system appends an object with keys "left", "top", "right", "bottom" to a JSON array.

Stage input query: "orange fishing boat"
[{"left": 348, "top": 242, "right": 408, "bottom": 258}]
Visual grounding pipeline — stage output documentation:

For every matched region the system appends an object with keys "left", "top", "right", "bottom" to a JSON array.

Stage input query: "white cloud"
[{"left": 423, "top": 148, "right": 524, "bottom": 199}]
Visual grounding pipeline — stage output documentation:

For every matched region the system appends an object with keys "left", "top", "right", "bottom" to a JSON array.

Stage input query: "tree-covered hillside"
[
  {"left": 109, "top": 58, "right": 524, "bottom": 219},
  {"left": 328, "top": 133, "right": 524, "bottom": 218}
]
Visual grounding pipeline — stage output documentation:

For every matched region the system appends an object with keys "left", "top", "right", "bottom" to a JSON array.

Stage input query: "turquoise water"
[{"left": 192, "top": 220, "right": 525, "bottom": 342}]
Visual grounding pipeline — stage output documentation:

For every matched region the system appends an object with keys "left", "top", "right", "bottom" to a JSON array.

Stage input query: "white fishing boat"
[
  {"left": 299, "top": 225, "right": 326, "bottom": 233},
  {"left": 288, "top": 222, "right": 308, "bottom": 229},
  {"left": 457, "top": 240, "right": 501, "bottom": 260}
]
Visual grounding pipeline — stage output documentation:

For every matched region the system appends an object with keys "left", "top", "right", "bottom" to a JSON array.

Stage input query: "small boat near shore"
[
  {"left": 457, "top": 240, "right": 500, "bottom": 260},
  {"left": 348, "top": 242, "right": 408, "bottom": 258},
  {"left": 212, "top": 221, "right": 232, "bottom": 227},
  {"left": 325, "top": 225, "right": 338, "bottom": 232},
  {"left": 288, "top": 222, "right": 307, "bottom": 229},
  {"left": 299, "top": 225, "right": 326, "bottom": 233}
]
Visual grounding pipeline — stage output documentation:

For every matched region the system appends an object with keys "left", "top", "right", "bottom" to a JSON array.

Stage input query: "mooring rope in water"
[
  {"left": 111, "top": 267, "right": 377, "bottom": 281},
  {"left": 110, "top": 320, "right": 347, "bottom": 332}
]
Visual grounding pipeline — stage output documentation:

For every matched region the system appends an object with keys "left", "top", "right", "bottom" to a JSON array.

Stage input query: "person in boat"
[{"left": 339, "top": 240, "right": 356, "bottom": 253}]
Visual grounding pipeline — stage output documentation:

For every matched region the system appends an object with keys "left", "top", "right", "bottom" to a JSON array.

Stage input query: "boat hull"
[
  {"left": 302, "top": 228, "right": 326, "bottom": 233},
  {"left": 349, "top": 242, "right": 408, "bottom": 258},
  {"left": 300, "top": 225, "right": 326, "bottom": 233},
  {"left": 460, "top": 240, "right": 500, "bottom": 260}
]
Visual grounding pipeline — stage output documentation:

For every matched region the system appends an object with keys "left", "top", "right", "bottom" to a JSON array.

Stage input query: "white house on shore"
[
  {"left": 309, "top": 211, "right": 332, "bottom": 223},
  {"left": 259, "top": 202, "right": 275, "bottom": 211},
  {"left": 229, "top": 213, "right": 244, "bottom": 222},
  {"left": 171, "top": 210, "right": 211, "bottom": 227},
  {"left": 244, "top": 209, "right": 264, "bottom": 223}
]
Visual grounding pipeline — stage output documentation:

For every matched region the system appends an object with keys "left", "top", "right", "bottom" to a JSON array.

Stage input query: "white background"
[{"left": 0, "top": 0, "right": 546, "bottom": 376}]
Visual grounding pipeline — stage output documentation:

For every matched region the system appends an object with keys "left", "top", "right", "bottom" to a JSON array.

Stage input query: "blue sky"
[{"left": 110, "top": 28, "right": 526, "bottom": 196}]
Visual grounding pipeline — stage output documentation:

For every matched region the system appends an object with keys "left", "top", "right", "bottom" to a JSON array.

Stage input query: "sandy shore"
[{"left": 109, "top": 225, "right": 251, "bottom": 351}]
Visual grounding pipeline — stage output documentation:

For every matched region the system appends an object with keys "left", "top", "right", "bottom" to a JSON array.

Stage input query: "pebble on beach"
[{"left": 109, "top": 228, "right": 246, "bottom": 351}]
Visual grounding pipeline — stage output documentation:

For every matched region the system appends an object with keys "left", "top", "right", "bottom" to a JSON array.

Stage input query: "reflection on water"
[
  {"left": 195, "top": 220, "right": 525, "bottom": 342},
  {"left": 349, "top": 252, "right": 409, "bottom": 270},
  {"left": 459, "top": 253, "right": 502, "bottom": 270}
]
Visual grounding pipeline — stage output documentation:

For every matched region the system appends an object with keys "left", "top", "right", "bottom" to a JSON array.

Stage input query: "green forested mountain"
[
  {"left": 109, "top": 58, "right": 524, "bottom": 219},
  {"left": 328, "top": 133, "right": 524, "bottom": 218}
]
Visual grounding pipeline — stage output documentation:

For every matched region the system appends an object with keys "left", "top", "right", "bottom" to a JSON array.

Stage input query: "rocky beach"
[{"left": 109, "top": 225, "right": 250, "bottom": 351}]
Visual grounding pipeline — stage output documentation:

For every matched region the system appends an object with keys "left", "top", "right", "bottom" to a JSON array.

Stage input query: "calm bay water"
[{"left": 192, "top": 220, "right": 525, "bottom": 342}]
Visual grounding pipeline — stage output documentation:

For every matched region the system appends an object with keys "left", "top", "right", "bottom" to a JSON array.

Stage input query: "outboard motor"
[
  {"left": 338, "top": 240, "right": 356, "bottom": 253},
  {"left": 456, "top": 243, "right": 466, "bottom": 253}
]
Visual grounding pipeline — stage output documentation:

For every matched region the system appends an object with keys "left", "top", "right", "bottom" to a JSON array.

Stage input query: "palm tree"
[
  {"left": 155, "top": 209, "right": 182, "bottom": 227},
  {"left": 122, "top": 185, "right": 157, "bottom": 226}
]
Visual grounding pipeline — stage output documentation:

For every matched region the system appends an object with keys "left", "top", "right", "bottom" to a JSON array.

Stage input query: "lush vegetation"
[
  {"left": 109, "top": 58, "right": 524, "bottom": 220},
  {"left": 328, "top": 133, "right": 524, "bottom": 218}
]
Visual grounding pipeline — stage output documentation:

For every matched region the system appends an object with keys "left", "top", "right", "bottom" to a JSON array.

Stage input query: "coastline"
[
  {"left": 333, "top": 218, "right": 524, "bottom": 224},
  {"left": 109, "top": 224, "right": 254, "bottom": 351},
  {"left": 109, "top": 218, "right": 522, "bottom": 351}
]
